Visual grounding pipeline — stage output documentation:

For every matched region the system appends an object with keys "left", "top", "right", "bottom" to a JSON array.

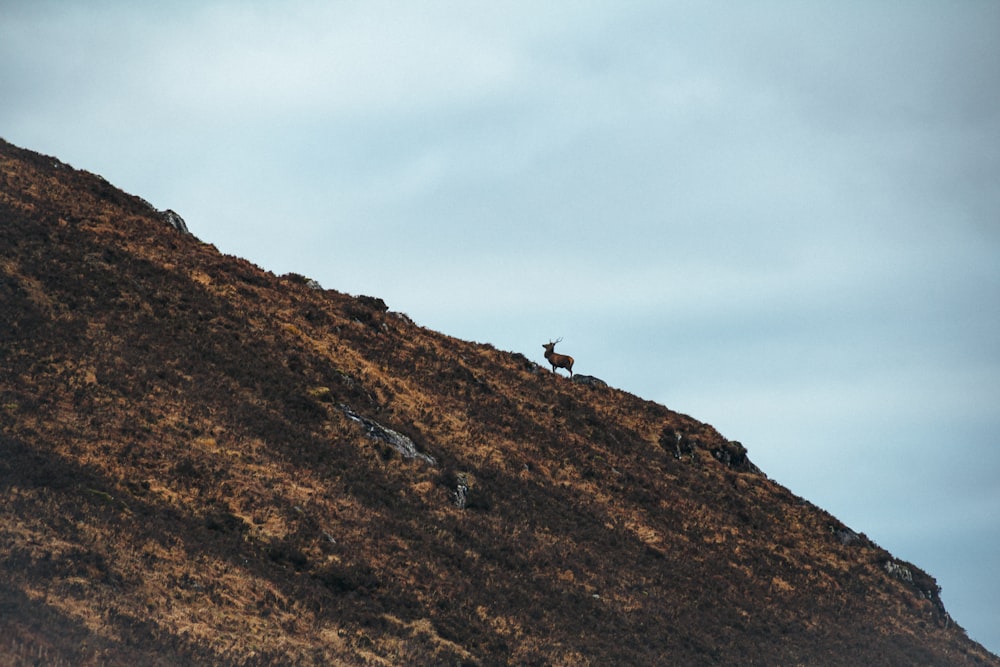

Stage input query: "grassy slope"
[{"left": 1, "top": 139, "right": 996, "bottom": 666}]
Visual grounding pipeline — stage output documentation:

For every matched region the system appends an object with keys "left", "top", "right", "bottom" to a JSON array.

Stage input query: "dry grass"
[{"left": 2, "top": 137, "right": 997, "bottom": 666}]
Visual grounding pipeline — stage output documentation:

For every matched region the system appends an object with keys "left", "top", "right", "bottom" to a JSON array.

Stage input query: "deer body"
[{"left": 542, "top": 339, "right": 574, "bottom": 377}]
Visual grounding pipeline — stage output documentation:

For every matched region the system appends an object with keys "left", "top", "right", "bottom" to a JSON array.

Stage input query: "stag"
[{"left": 542, "top": 338, "right": 574, "bottom": 377}]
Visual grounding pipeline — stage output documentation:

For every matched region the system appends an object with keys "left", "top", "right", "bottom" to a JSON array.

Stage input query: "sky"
[{"left": 2, "top": 0, "right": 998, "bottom": 653}]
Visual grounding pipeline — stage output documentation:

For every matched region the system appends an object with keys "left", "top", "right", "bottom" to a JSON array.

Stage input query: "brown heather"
[{"left": 1, "top": 138, "right": 997, "bottom": 666}]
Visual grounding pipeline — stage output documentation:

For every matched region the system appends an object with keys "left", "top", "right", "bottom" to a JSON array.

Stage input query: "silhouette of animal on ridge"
[{"left": 542, "top": 339, "right": 574, "bottom": 377}]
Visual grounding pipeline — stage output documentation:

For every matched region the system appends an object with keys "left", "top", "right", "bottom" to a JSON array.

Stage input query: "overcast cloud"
[{"left": 2, "top": 0, "right": 999, "bottom": 653}]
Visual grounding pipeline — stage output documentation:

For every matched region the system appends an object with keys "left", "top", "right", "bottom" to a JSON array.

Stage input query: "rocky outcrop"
[
  {"left": 341, "top": 405, "right": 436, "bottom": 466},
  {"left": 883, "top": 558, "right": 948, "bottom": 618},
  {"left": 572, "top": 374, "right": 608, "bottom": 388},
  {"left": 160, "top": 209, "right": 190, "bottom": 234},
  {"left": 710, "top": 439, "right": 760, "bottom": 473},
  {"left": 438, "top": 470, "right": 490, "bottom": 511},
  {"left": 281, "top": 273, "right": 324, "bottom": 290}
]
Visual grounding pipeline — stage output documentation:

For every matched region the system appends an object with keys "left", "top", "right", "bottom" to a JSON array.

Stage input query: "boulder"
[
  {"left": 572, "top": 374, "right": 607, "bottom": 388},
  {"left": 160, "top": 209, "right": 190, "bottom": 234}
]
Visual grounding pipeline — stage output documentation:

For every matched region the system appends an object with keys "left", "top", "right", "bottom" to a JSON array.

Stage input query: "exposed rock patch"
[
  {"left": 438, "top": 470, "right": 490, "bottom": 511},
  {"left": 710, "top": 440, "right": 760, "bottom": 473},
  {"left": 572, "top": 374, "right": 607, "bottom": 388},
  {"left": 341, "top": 405, "right": 436, "bottom": 466},
  {"left": 160, "top": 209, "right": 190, "bottom": 234},
  {"left": 831, "top": 525, "right": 865, "bottom": 546}
]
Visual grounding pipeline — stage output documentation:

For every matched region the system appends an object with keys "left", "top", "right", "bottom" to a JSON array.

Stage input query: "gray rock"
[
  {"left": 341, "top": 406, "right": 436, "bottom": 466},
  {"left": 160, "top": 209, "right": 190, "bottom": 234},
  {"left": 884, "top": 560, "right": 913, "bottom": 583},
  {"left": 453, "top": 472, "right": 469, "bottom": 509},
  {"left": 572, "top": 374, "right": 607, "bottom": 387},
  {"left": 710, "top": 440, "right": 760, "bottom": 473},
  {"left": 832, "top": 526, "right": 862, "bottom": 546}
]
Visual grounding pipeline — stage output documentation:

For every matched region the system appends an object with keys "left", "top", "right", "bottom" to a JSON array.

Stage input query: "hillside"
[{"left": 1, "top": 137, "right": 997, "bottom": 666}]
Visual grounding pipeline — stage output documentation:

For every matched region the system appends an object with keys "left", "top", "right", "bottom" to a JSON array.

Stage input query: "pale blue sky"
[{"left": 3, "top": 0, "right": 998, "bottom": 653}]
